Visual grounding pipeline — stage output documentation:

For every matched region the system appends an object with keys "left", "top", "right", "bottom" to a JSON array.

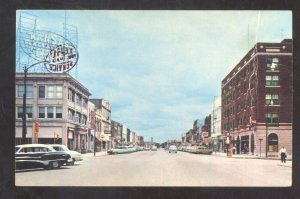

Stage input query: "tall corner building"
[{"left": 221, "top": 39, "right": 292, "bottom": 157}]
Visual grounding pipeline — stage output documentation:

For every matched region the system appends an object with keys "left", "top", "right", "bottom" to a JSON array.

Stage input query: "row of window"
[
  {"left": 223, "top": 93, "right": 279, "bottom": 118},
  {"left": 68, "top": 109, "right": 87, "bottom": 125},
  {"left": 68, "top": 89, "right": 88, "bottom": 108},
  {"left": 222, "top": 113, "right": 279, "bottom": 130},
  {"left": 223, "top": 56, "right": 282, "bottom": 95},
  {"left": 17, "top": 85, "right": 63, "bottom": 99},
  {"left": 17, "top": 106, "right": 62, "bottom": 119}
]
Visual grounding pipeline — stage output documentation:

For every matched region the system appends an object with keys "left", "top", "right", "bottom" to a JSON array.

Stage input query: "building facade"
[
  {"left": 211, "top": 96, "right": 222, "bottom": 152},
  {"left": 90, "top": 99, "right": 112, "bottom": 151},
  {"left": 16, "top": 73, "right": 91, "bottom": 152},
  {"left": 221, "top": 39, "right": 292, "bottom": 157}
]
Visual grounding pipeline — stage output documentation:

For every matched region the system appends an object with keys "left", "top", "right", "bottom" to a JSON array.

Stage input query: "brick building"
[{"left": 221, "top": 39, "right": 292, "bottom": 157}]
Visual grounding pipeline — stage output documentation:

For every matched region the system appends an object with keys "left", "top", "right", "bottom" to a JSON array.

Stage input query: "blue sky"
[{"left": 16, "top": 10, "right": 292, "bottom": 143}]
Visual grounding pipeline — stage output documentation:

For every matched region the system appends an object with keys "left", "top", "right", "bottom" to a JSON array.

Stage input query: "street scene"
[
  {"left": 15, "top": 149, "right": 291, "bottom": 187},
  {"left": 15, "top": 10, "right": 292, "bottom": 187}
]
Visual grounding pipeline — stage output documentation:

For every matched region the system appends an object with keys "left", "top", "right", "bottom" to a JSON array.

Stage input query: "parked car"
[
  {"left": 169, "top": 145, "right": 178, "bottom": 153},
  {"left": 107, "top": 146, "right": 136, "bottom": 155},
  {"left": 49, "top": 144, "right": 83, "bottom": 165},
  {"left": 151, "top": 145, "right": 157, "bottom": 151},
  {"left": 15, "top": 144, "right": 72, "bottom": 170},
  {"left": 189, "top": 145, "right": 213, "bottom": 155}
]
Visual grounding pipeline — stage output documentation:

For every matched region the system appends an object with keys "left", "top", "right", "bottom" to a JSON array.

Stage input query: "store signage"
[{"left": 20, "top": 30, "right": 79, "bottom": 73}]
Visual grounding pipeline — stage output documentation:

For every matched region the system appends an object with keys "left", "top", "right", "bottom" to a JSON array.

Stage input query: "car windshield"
[{"left": 15, "top": 147, "right": 20, "bottom": 152}]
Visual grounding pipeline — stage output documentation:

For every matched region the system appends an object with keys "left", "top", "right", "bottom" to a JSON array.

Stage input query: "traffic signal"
[{"left": 34, "top": 120, "right": 39, "bottom": 132}]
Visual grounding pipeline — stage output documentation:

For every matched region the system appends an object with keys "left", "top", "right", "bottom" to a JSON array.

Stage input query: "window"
[
  {"left": 39, "top": 107, "right": 45, "bottom": 118},
  {"left": 39, "top": 86, "right": 45, "bottom": 98},
  {"left": 266, "top": 94, "right": 279, "bottom": 105},
  {"left": 267, "top": 63, "right": 279, "bottom": 71},
  {"left": 266, "top": 113, "right": 279, "bottom": 127},
  {"left": 76, "top": 94, "right": 82, "bottom": 106},
  {"left": 47, "top": 85, "right": 55, "bottom": 98},
  {"left": 268, "top": 133, "right": 278, "bottom": 152},
  {"left": 56, "top": 86, "right": 63, "bottom": 98},
  {"left": 17, "top": 85, "right": 33, "bottom": 98},
  {"left": 68, "top": 109, "right": 75, "bottom": 121},
  {"left": 266, "top": 75, "right": 279, "bottom": 86},
  {"left": 56, "top": 107, "right": 62, "bottom": 118},
  {"left": 47, "top": 107, "right": 54, "bottom": 118},
  {"left": 75, "top": 112, "right": 80, "bottom": 123},
  {"left": 17, "top": 107, "right": 33, "bottom": 119}
]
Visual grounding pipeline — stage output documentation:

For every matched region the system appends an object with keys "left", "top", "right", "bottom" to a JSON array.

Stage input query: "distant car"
[
  {"left": 49, "top": 144, "right": 83, "bottom": 165},
  {"left": 107, "top": 146, "right": 136, "bottom": 155},
  {"left": 169, "top": 145, "right": 178, "bottom": 153},
  {"left": 151, "top": 146, "right": 157, "bottom": 151},
  {"left": 15, "top": 144, "right": 72, "bottom": 170},
  {"left": 189, "top": 145, "right": 213, "bottom": 155}
]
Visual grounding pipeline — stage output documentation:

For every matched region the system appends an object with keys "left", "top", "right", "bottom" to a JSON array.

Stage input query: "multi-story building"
[
  {"left": 193, "top": 119, "right": 202, "bottom": 144},
  {"left": 16, "top": 73, "right": 91, "bottom": 152},
  {"left": 221, "top": 39, "right": 292, "bottom": 157},
  {"left": 111, "top": 120, "right": 123, "bottom": 146},
  {"left": 87, "top": 101, "right": 96, "bottom": 152},
  {"left": 211, "top": 96, "right": 222, "bottom": 152},
  {"left": 90, "top": 99, "right": 112, "bottom": 150},
  {"left": 201, "top": 115, "right": 211, "bottom": 147}
]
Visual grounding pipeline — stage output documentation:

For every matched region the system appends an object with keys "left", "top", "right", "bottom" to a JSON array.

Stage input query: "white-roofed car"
[
  {"left": 49, "top": 144, "right": 83, "bottom": 165},
  {"left": 15, "top": 144, "right": 72, "bottom": 170},
  {"left": 169, "top": 145, "right": 178, "bottom": 153}
]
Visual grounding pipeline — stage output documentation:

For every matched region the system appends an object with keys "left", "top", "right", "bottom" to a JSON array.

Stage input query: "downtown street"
[{"left": 15, "top": 149, "right": 291, "bottom": 187}]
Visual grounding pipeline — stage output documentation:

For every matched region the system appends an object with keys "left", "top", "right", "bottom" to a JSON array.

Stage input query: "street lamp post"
[
  {"left": 21, "top": 61, "right": 45, "bottom": 144},
  {"left": 259, "top": 138, "right": 262, "bottom": 158},
  {"left": 265, "top": 100, "right": 273, "bottom": 158}
]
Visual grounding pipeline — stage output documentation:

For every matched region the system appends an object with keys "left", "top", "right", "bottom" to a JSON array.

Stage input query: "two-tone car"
[
  {"left": 48, "top": 144, "right": 83, "bottom": 165},
  {"left": 189, "top": 145, "right": 213, "bottom": 155},
  {"left": 15, "top": 144, "right": 72, "bottom": 170},
  {"left": 107, "top": 146, "right": 136, "bottom": 155}
]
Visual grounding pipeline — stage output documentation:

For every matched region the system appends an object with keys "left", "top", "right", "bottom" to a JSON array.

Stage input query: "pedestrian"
[{"left": 279, "top": 146, "right": 287, "bottom": 163}]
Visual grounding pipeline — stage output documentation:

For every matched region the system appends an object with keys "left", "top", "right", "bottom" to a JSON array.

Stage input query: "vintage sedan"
[
  {"left": 169, "top": 145, "right": 178, "bottom": 153},
  {"left": 15, "top": 144, "right": 72, "bottom": 170},
  {"left": 49, "top": 144, "right": 83, "bottom": 165},
  {"left": 107, "top": 146, "right": 136, "bottom": 155},
  {"left": 189, "top": 145, "right": 213, "bottom": 155}
]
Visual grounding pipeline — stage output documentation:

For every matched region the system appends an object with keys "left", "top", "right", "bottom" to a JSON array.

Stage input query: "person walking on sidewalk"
[{"left": 279, "top": 146, "right": 287, "bottom": 163}]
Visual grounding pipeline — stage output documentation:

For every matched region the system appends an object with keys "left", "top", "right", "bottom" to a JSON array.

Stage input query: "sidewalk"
[{"left": 212, "top": 152, "right": 292, "bottom": 168}]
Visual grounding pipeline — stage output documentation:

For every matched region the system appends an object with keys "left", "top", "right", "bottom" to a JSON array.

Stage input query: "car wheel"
[
  {"left": 48, "top": 161, "right": 61, "bottom": 169},
  {"left": 67, "top": 159, "right": 75, "bottom": 166}
]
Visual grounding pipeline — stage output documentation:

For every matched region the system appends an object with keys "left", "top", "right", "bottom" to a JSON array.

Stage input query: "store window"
[{"left": 268, "top": 133, "right": 278, "bottom": 152}]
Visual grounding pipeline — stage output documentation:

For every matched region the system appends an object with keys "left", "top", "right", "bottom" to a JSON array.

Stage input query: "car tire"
[
  {"left": 67, "top": 159, "right": 75, "bottom": 166},
  {"left": 48, "top": 161, "right": 61, "bottom": 169}
]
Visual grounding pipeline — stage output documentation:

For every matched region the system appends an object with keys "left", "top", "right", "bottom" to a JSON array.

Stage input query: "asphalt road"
[{"left": 15, "top": 149, "right": 291, "bottom": 187}]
